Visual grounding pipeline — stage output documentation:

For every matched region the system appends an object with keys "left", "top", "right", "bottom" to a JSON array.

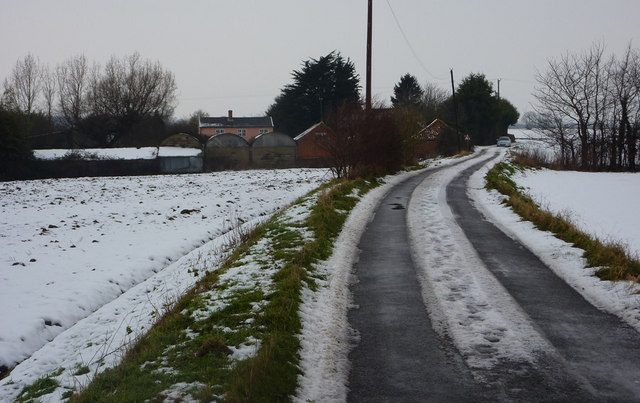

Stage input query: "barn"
[{"left": 294, "top": 122, "right": 335, "bottom": 167}]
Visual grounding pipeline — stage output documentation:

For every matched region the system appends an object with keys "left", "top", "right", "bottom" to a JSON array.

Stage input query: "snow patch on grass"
[{"left": 0, "top": 169, "right": 329, "bottom": 402}]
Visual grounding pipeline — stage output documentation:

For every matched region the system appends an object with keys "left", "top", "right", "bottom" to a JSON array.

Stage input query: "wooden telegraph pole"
[
  {"left": 366, "top": 0, "right": 372, "bottom": 112},
  {"left": 450, "top": 68, "right": 461, "bottom": 153}
]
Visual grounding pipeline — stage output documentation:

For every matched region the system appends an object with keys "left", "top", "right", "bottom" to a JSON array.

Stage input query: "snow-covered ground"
[
  {"left": 470, "top": 151, "right": 640, "bottom": 338},
  {"left": 408, "top": 149, "right": 553, "bottom": 372},
  {"left": 33, "top": 147, "right": 202, "bottom": 160},
  {"left": 513, "top": 170, "right": 640, "bottom": 258},
  {"left": 296, "top": 145, "right": 640, "bottom": 401},
  {"left": 0, "top": 168, "right": 330, "bottom": 400},
  {"left": 3, "top": 134, "right": 640, "bottom": 402},
  {"left": 506, "top": 129, "right": 640, "bottom": 258}
]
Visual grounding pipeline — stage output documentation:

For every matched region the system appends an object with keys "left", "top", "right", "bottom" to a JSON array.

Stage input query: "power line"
[{"left": 385, "top": 0, "right": 445, "bottom": 81}]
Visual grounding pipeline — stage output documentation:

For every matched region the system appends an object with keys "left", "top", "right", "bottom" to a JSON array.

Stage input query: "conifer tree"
[
  {"left": 391, "top": 73, "right": 424, "bottom": 108},
  {"left": 267, "top": 51, "right": 360, "bottom": 137}
]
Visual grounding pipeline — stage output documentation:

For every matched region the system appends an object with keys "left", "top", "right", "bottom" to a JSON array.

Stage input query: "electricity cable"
[{"left": 385, "top": 0, "right": 445, "bottom": 81}]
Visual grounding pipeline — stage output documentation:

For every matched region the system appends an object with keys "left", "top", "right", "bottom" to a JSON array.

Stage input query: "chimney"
[{"left": 228, "top": 110, "right": 233, "bottom": 121}]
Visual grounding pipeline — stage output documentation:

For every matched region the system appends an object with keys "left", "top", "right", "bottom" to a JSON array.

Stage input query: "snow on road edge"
[
  {"left": 294, "top": 170, "right": 424, "bottom": 402},
  {"left": 297, "top": 148, "right": 640, "bottom": 401},
  {"left": 294, "top": 153, "right": 486, "bottom": 401},
  {"left": 468, "top": 152, "right": 640, "bottom": 334},
  {"left": 407, "top": 148, "right": 552, "bottom": 373}
]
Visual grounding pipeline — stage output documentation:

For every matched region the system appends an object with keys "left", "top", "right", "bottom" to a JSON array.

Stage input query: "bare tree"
[
  {"left": 534, "top": 43, "right": 609, "bottom": 169},
  {"left": 422, "top": 82, "right": 448, "bottom": 123},
  {"left": 324, "top": 100, "right": 403, "bottom": 178},
  {"left": 2, "top": 53, "right": 42, "bottom": 114},
  {"left": 521, "top": 111, "right": 538, "bottom": 129},
  {"left": 534, "top": 42, "right": 640, "bottom": 171},
  {"left": 610, "top": 45, "right": 640, "bottom": 170},
  {"left": 631, "top": 50, "right": 640, "bottom": 171},
  {"left": 89, "top": 52, "right": 177, "bottom": 144},
  {"left": 56, "top": 54, "right": 91, "bottom": 129},
  {"left": 41, "top": 65, "right": 57, "bottom": 123}
]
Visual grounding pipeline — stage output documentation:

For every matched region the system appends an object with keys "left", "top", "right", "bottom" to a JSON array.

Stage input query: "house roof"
[
  {"left": 418, "top": 118, "right": 451, "bottom": 140},
  {"left": 293, "top": 122, "right": 325, "bottom": 141},
  {"left": 199, "top": 116, "right": 274, "bottom": 129},
  {"left": 205, "top": 132, "right": 250, "bottom": 148}
]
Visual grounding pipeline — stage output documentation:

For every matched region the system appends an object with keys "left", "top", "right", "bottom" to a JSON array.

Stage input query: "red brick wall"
[{"left": 297, "top": 124, "right": 334, "bottom": 159}]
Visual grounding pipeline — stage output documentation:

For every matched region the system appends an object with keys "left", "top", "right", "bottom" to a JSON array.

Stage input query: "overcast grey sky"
[{"left": 2, "top": 0, "right": 640, "bottom": 120}]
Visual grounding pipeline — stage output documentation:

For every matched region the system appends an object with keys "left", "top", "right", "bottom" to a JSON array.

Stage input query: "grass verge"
[
  {"left": 68, "top": 177, "right": 381, "bottom": 402},
  {"left": 15, "top": 368, "right": 64, "bottom": 403},
  {"left": 486, "top": 159, "right": 640, "bottom": 281}
]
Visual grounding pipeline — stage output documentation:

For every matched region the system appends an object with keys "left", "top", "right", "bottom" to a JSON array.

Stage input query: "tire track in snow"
[
  {"left": 451, "top": 151, "right": 640, "bottom": 399},
  {"left": 407, "top": 149, "right": 559, "bottom": 386}
]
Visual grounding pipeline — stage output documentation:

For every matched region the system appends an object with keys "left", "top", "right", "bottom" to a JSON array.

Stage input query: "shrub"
[
  {"left": 325, "top": 102, "right": 405, "bottom": 178},
  {"left": 0, "top": 108, "right": 34, "bottom": 180}
]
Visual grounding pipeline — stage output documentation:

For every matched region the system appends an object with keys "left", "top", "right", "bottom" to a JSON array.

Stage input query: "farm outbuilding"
[
  {"left": 294, "top": 122, "right": 335, "bottom": 167},
  {"left": 31, "top": 148, "right": 160, "bottom": 178},
  {"left": 158, "top": 133, "right": 204, "bottom": 173},
  {"left": 158, "top": 147, "right": 203, "bottom": 174},
  {"left": 250, "top": 132, "right": 297, "bottom": 169},
  {"left": 414, "top": 119, "right": 459, "bottom": 158},
  {"left": 205, "top": 133, "right": 250, "bottom": 171}
]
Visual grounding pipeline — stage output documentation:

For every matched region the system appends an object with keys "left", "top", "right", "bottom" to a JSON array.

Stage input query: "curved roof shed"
[
  {"left": 159, "top": 133, "right": 203, "bottom": 149},
  {"left": 205, "top": 133, "right": 250, "bottom": 170},
  {"left": 250, "top": 132, "right": 297, "bottom": 169}
]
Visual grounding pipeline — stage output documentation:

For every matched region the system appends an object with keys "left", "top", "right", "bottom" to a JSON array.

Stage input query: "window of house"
[
  {"left": 215, "top": 129, "right": 225, "bottom": 134},
  {"left": 238, "top": 129, "right": 247, "bottom": 137},
  {"left": 316, "top": 131, "right": 327, "bottom": 137},
  {"left": 259, "top": 128, "right": 269, "bottom": 134}
]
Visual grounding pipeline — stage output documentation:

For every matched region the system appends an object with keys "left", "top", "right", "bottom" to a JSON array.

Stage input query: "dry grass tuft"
[
  {"left": 195, "top": 338, "right": 232, "bottom": 358},
  {"left": 488, "top": 162, "right": 640, "bottom": 282}
]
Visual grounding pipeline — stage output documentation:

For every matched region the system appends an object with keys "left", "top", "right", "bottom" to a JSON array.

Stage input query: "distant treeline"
[{"left": 531, "top": 42, "right": 640, "bottom": 171}]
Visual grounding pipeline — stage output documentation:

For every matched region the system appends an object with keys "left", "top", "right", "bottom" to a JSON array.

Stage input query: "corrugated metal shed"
[
  {"left": 250, "top": 132, "right": 297, "bottom": 169},
  {"left": 205, "top": 133, "right": 250, "bottom": 170},
  {"left": 158, "top": 147, "right": 203, "bottom": 173}
]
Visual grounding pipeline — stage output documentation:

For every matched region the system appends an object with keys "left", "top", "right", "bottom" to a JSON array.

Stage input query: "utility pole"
[
  {"left": 365, "top": 0, "right": 372, "bottom": 112},
  {"left": 450, "top": 68, "right": 461, "bottom": 153},
  {"left": 496, "top": 78, "right": 501, "bottom": 99}
]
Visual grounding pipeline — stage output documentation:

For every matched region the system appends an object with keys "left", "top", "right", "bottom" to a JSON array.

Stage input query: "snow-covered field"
[
  {"left": 513, "top": 170, "right": 640, "bottom": 258},
  {"left": 508, "top": 128, "right": 640, "bottom": 258},
  {"left": 0, "top": 168, "right": 330, "bottom": 395},
  {"left": 33, "top": 147, "right": 203, "bottom": 160},
  {"left": 471, "top": 151, "right": 640, "bottom": 340},
  {"left": 2, "top": 132, "right": 640, "bottom": 401}
]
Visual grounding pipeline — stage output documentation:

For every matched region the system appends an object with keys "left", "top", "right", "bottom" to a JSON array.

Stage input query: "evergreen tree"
[
  {"left": 267, "top": 51, "right": 360, "bottom": 137},
  {"left": 391, "top": 73, "right": 424, "bottom": 108},
  {"left": 455, "top": 73, "right": 518, "bottom": 145}
]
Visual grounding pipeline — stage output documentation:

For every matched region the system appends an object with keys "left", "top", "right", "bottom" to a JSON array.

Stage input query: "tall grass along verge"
[
  {"left": 70, "top": 177, "right": 380, "bottom": 402},
  {"left": 486, "top": 158, "right": 640, "bottom": 282}
]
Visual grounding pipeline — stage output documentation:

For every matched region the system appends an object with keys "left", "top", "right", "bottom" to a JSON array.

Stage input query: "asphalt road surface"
[{"left": 347, "top": 151, "right": 640, "bottom": 402}]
